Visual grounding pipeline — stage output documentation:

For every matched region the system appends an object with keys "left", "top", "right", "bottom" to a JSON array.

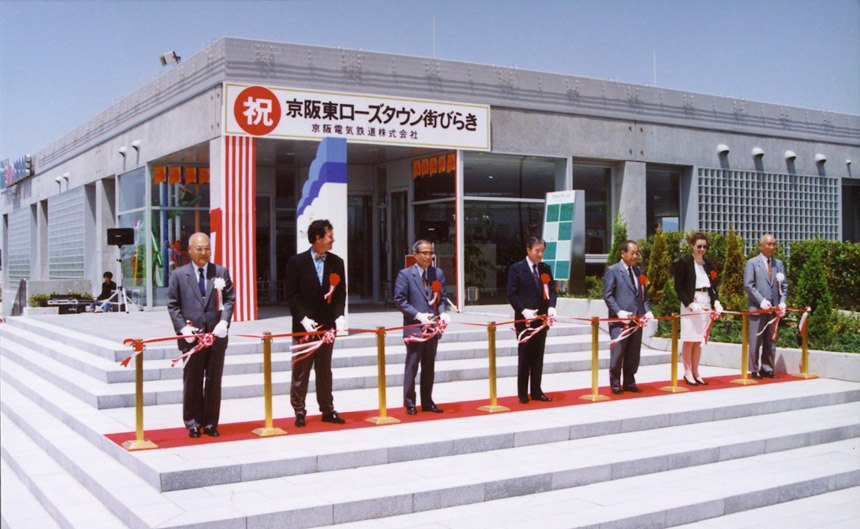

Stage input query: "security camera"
[{"left": 160, "top": 51, "right": 181, "bottom": 66}]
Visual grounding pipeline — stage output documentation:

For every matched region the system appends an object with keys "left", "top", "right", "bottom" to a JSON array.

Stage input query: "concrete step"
[
  {"left": 330, "top": 438, "right": 860, "bottom": 529},
  {"left": 0, "top": 321, "right": 604, "bottom": 383},
  {"left": 0, "top": 415, "right": 131, "bottom": 529},
  {"left": 0, "top": 459, "right": 63, "bottom": 529},
  {"left": 1, "top": 332, "right": 652, "bottom": 409}
]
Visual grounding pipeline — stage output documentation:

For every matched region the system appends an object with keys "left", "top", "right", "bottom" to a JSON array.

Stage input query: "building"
[{"left": 2, "top": 37, "right": 858, "bottom": 319}]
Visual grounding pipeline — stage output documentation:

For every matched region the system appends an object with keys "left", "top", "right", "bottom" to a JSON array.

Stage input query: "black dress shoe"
[
  {"left": 188, "top": 427, "right": 201, "bottom": 438},
  {"left": 624, "top": 386, "right": 643, "bottom": 393},
  {"left": 203, "top": 426, "right": 220, "bottom": 437},
  {"left": 683, "top": 376, "right": 698, "bottom": 386},
  {"left": 518, "top": 396, "right": 529, "bottom": 404},
  {"left": 694, "top": 377, "right": 709, "bottom": 386},
  {"left": 406, "top": 406, "right": 417, "bottom": 415},
  {"left": 761, "top": 371, "right": 779, "bottom": 379},
  {"left": 611, "top": 388, "right": 623, "bottom": 395},
  {"left": 531, "top": 394, "right": 553, "bottom": 402},
  {"left": 422, "top": 405, "right": 444, "bottom": 413},
  {"left": 294, "top": 414, "right": 306, "bottom": 427},
  {"left": 750, "top": 372, "right": 763, "bottom": 380},
  {"left": 321, "top": 411, "right": 346, "bottom": 424}
]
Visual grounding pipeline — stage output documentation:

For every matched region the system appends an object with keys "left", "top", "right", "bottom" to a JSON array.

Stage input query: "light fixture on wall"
[
  {"left": 131, "top": 140, "right": 141, "bottom": 151},
  {"left": 717, "top": 144, "right": 730, "bottom": 155},
  {"left": 814, "top": 153, "right": 827, "bottom": 164},
  {"left": 784, "top": 150, "right": 796, "bottom": 161},
  {"left": 118, "top": 146, "right": 128, "bottom": 157},
  {"left": 751, "top": 147, "right": 764, "bottom": 159},
  {"left": 160, "top": 51, "right": 181, "bottom": 66},
  {"left": 847, "top": 159, "right": 853, "bottom": 166}
]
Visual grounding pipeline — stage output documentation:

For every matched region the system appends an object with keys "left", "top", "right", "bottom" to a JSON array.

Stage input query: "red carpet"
[{"left": 106, "top": 373, "right": 803, "bottom": 450}]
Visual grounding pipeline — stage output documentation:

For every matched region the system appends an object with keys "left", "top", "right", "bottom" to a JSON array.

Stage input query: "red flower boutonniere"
[
  {"left": 710, "top": 270, "right": 718, "bottom": 281},
  {"left": 638, "top": 274, "right": 648, "bottom": 285},
  {"left": 431, "top": 280, "right": 442, "bottom": 309},
  {"left": 541, "top": 273, "right": 551, "bottom": 300},
  {"left": 325, "top": 273, "right": 341, "bottom": 303}
]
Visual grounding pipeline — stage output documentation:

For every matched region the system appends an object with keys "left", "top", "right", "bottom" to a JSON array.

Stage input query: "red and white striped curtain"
[{"left": 218, "top": 135, "right": 257, "bottom": 321}]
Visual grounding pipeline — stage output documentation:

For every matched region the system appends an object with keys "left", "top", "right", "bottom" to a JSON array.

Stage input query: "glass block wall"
[
  {"left": 48, "top": 187, "right": 86, "bottom": 279},
  {"left": 697, "top": 168, "right": 839, "bottom": 252},
  {"left": 7, "top": 207, "right": 31, "bottom": 283}
]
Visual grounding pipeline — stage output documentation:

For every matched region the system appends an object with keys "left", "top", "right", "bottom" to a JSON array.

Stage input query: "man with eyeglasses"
[
  {"left": 167, "top": 232, "right": 235, "bottom": 438},
  {"left": 744, "top": 233, "right": 787, "bottom": 379},
  {"left": 394, "top": 240, "right": 451, "bottom": 415}
]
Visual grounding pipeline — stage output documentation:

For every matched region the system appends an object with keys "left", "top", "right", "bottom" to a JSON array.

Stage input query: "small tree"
[
  {"left": 793, "top": 246, "right": 834, "bottom": 348},
  {"left": 646, "top": 225, "right": 672, "bottom": 305},
  {"left": 606, "top": 214, "right": 627, "bottom": 266},
  {"left": 655, "top": 280, "right": 680, "bottom": 337},
  {"left": 721, "top": 226, "right": 746, "bottom": 312}
]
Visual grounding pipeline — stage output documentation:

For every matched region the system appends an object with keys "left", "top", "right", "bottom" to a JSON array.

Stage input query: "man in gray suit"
[
  {"left": 603, "top": 240, "right": 653, "bottom": 394},
  {"left": 394, "top": 240, "right": 451, "bottom": 415},
  {"left": 167, "top": 232, "right": 236, "bottom": 438},
  {"left": 744, "top": 233, "right": 787, "bottom": 379}
]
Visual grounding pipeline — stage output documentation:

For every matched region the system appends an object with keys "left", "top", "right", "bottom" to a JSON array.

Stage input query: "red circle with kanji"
[{"left": 233, "top": 86, "right": 281, "bottom": 136}]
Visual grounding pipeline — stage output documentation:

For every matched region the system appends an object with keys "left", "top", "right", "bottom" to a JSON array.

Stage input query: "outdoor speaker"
[{"left": 106, "top": 228, "right": 135, "bottom": 247}]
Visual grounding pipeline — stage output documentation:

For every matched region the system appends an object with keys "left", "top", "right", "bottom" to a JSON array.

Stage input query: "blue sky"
[{"left": 1, "top": 0, "right": 858, "bottom": 159}]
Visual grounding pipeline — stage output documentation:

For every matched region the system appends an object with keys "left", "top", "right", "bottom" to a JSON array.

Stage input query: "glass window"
[
  {"left": 647, "top": 167, "right": 681, "bottom": 235},
  {"left": 464, "top": 201, "right": 544, "bottom": 304},
  {"left": 572, "top": 164, "right": 611, "bottom": 254},
  {"left": 118, "top": 167, "right": 146, "bottom": 212},
  {"left": 464, "top": 152, "right": 564, "bottom": 199},
  {"left": 151, "top": 167, "right": 210, "bottom": 209},
  {"left": 414, "top": 202, "right": 457, "bottom": 306},
  {"left": 117, "top": 211, "right": 147, "bottom": 307},
  {"left": 48, "top": 187, "right": 86, "bottom": 279},
  {"left": 413, "top": 153, "right": 456, "bottom": 201}
]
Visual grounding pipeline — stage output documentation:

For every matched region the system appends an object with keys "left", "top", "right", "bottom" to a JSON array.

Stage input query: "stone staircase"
[{"left": 2, "top": 311, "right": 859, "bottom": 529}]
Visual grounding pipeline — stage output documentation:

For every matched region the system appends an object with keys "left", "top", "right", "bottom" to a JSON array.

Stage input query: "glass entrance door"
[{"left": 348, "top": 194, "right": 373, "bottom": 299}]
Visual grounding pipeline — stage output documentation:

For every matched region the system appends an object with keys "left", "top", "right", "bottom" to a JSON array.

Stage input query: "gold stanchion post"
[
  {"left": 580, "top": 317, "right": 610, "bottom": 402},
  {"left": 479, "top": 322, "right": 510, "bottom": 413},
  {"left": 793, "top": 327, "right": 817, "bottom": 379},
  {"left": 366, "top": 326, "right": 400, "bottom": 425},
  {"left": 253, "top": 332, "right": 287, "bottom": 436},
  {"left": 123, "top": 341, "right": 157, "bottom": 450},
  {"left": 661, "top": 315, "right": 689, "bottom": 393},
  {"left": 732, "top": 313, "right": 757, "bottom": 385}
]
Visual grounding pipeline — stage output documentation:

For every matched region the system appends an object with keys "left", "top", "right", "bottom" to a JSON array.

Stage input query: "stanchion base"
[
  {"left": 579, "top": 394, "right": 610, "bottom": 402},
  {"left": 365, "top": 416, "right": 401, "bottom": 425},
  {"left": 122, "top": 439, "right": 158, "bottom": 451},
  {"left": 659, "top": 385, "right": 690, "bottom": 393},
  {"left": 792, "top": 373, "right": 818, "bottom": 379},
  {"left": 730, "top": 378, "right": 758, "bottom": 385},
  {"left": 252, "top": 427, "right": 288, "bottom": 437},
  {"left": 477, "top": 404, "right": 510, "bottom": 413}
]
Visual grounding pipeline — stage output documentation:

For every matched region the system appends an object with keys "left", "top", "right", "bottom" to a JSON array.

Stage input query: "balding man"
[
  {"left": 167, "top": 233, "right": 235, "bottom": 438},
  {"left": 744, "top": 233, "right": 787, "bottom": 379}
]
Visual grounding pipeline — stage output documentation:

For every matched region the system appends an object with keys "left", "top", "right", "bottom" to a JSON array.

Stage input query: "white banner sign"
[{"left": 224, "top": 83, "right": 490, "bottom": 151}]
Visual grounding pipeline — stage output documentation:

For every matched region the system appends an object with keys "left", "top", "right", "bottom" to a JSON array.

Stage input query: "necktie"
[
  {"left": 532, "top": 264, "right": 540, "bottom": 288},
  {"left": 767, "top": 257, "right": 773, "bottom": 281},
  {"left": 198, "top": 268, "right": 206, "bottom": 297},
  {"left": 628, "top": 266, "right": 639, "bottom": 297},
  {"left": 422, "top": 271, "right": 428, "bottom": 295}
]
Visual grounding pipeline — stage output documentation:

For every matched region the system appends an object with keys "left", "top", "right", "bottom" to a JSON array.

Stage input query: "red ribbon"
[
  {"left": 325, "top": 273, "right": 341, "bottom": 304},
  {"left": 291, "top": 328, "right": 337, "bottom": 364},
  {"left": 703, "top": 310, "right": 721, "bottom": 345},
  {"left": 170, "top": 333, "right": 215, "bottom": 367},
  {"left": 609, "top": 315, "right": 649, "bottom": 349},
  {"left": 404, "top": 318, "right": 447, "bottom": 343},
  {"left": 799, "top": 306, "right": 811, "bottom": 337}
]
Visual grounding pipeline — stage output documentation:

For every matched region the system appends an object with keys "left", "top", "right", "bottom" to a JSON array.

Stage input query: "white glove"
[
  {"left": 521, "top": 308, "right": 538, "bottom": 320},
  {"left": 547, "top": 307, "right": 557, "bottom": 327},
  {"left": 300, "top": 316, "right": 319, "bottom": 333},
  {"left": 416, "top": 312, "right": 432, "bottom": 325},
  {"left": 335, "top": 315, "right": 346, "bottom": 332},
  {"left": 714, "top": 300, "right": 723, "bottom": 314},
  {"left": 689, "top": 302, "right": 703, "bottom": 312},
  {"left": 616, "top": 310, "right": 632, "bottom": 319},
  {"left": 439, "top": 312, "right": 452, "bottom": 325},
  {"left": 212, "top": 320, "right": 228, "bottom": 339},
  {"left": 645, "top": 311, "right": 654, "bottom": 320},
  {"left": 778, "top": 302, "right": 786, "bottom": 310},
  {"left": 180, "top": 325, "right": 198, "bottom": 344},
  {"left": 760, "top": 299, "right": 772, "bottom": 310}
]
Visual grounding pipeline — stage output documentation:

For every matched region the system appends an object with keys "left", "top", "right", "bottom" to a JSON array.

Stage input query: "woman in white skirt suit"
[{"left": 673, "top": 233, "right": 723, "bottom": 385}]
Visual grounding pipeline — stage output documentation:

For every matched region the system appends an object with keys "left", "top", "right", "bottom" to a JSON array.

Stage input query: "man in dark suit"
[
  {"left": 394, "top": 240, "right": 451, "bottom": 415},
  {"left": 285, "top": 219, "right": 347, "bottom": 427},
  {"left": 603, "top": 240, "right": 653, "bottom": 394},
  {"left": 167, "top": 232, "right": 235, "bottom": 438},
  {"left": 744, "top": 233, "right": 788, "bottom": 379},
  {"left": 507, "top": 236, "right": 557, "bottom": 404}
]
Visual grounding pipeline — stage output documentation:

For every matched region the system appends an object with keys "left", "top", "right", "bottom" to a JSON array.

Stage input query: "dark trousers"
[
  {"left": 291, "top": 338, "right": 334, "bottom": 416},
  {"left": 517, "top": 327, "right": 548, "bottom": 399},
  {"left": 748, "top": 313, "right": 777, "bottom": 374},
  {"left": 403, "top": 337, "right": 439, "bottom": 408},
  {"left": 608, "top": 324, "right": 642, "bottom": 390},
  {"left": 182, "top": 337, "right": 226, "bottom": 430}
]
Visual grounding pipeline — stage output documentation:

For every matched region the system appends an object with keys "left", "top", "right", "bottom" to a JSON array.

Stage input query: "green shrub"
[
  {"left": 606, "top": 214, "right": 627, "bottom": 266},
  {"left": 788, "top": 239, "right": 860, "bottom": 311},
  {"left": 793, "top": 246, "right": 834, "bottom": 348},
  {"left": 721, "top": 227, "right": 746, "bottom": 313}
]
